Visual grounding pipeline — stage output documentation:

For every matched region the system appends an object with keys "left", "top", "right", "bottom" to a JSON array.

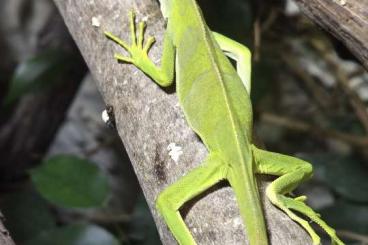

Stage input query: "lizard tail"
[{"left": 228, "top": 167, "right": 269, "bottom": 245}]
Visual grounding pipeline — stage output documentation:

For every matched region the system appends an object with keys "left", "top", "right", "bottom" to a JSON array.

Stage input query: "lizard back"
[{"left": 169, "top": 0, "right": 253, "bottom": 158}]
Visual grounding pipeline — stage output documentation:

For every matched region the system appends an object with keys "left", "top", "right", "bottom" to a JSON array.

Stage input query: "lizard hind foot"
[
  {"left": 285, "top": 197, "right": 344, "bottom": 245},
  {"left": 270, "top": 194, "right": 321, "bottom": 245},
  {"left": 269, "top": 192, "right": 344, "bottom": 245}
]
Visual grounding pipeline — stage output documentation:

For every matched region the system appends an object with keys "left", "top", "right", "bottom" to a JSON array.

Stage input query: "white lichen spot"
[
  {"left": 233, "top": 217, "right": 242, "bottom": 228},
  {"left": 91, "top": 16, "right": 100, "bottom": 27},
  {"left": 167, "top": 143, "right": 183, "bottom": 163},
  {"left": 101, "top": 109, "right": 109, "bottom": 123},
  {"left": 334, "top": 0, "right": 346, "bottom": 5},
  {"left": 285, "top": 0, "right": 300, "bottom": 16},
  {"left": 123, "top": 79, "right": 128, "bottom": 85},
  {"left": 193, "top": 228, "right": 197, "bottom": 234},
  {"left": 142, "top": 15, "right": 149, "bottom": 22}
]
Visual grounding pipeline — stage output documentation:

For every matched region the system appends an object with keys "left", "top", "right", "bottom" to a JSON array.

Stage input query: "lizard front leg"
[
  {"left": 212, "top": 32, "right": 252, "bottom": 93},
  {"left": 156, "top": 153, "right": 228, "bottom": 245},
  {"left": 105, "top": 11, "right": 175, "bottom": 87},
  {"left": 251, "top": 145, "right": 344, "bottom": 245}
]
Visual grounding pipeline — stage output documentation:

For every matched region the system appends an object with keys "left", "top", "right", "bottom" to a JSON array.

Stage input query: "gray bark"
[
  {"left": 295, "top": 0, "right": 368, "bottom": 70},
  {"left": 0, "top": 212, "right": 15, "bottom": 245},
  {"left": 52, "top": 0, "right": 312, "bottom": 244}
]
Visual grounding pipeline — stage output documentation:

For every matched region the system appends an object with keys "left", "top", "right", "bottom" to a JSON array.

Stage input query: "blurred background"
[{"left": 0, "top": 0, "right": 367, "bottom": 244}]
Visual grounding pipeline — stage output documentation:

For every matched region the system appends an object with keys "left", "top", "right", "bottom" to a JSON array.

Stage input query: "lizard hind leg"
[
  {"left": 252, "top": 145, "right": 344, "bottom": 245},
  {"left": 156, "top": 153, "right": 228, "bottom": 245}
]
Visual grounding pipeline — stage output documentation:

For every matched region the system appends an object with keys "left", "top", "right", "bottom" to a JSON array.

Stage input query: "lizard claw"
[
  {"left": 105, "top": 10, "right": 156, "bottom": 65},
  {"left": 294, "top": 195, "right": 307, "bottom": 202},
  {"left": 114, "top": 54, "right": 133, "bottom": 63}
]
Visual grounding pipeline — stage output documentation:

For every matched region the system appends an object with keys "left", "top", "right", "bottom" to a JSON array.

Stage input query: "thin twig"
[
  {"left": 58, "top": 209, "right": 132, "bottom": 225},
  {"left": 281, "top": 54, "right": 332, "bottom": 111},
  {"left": 261, "top": 8, "right": 279, "bottom": 33},
  {"left": 261, "top": 112, "right": 368, "bottom": 148},
  {"left": 253, "top": 18, "right": 262, "bottom": 62},
  {"left": 337, "top": 230, "right": 368, "bottom": 244},
  {"left": 347, "top": 67, "right": 367, "bottom": 79},
  {"left": 310, "top": 40, "right": 368, "bottom": 134}
]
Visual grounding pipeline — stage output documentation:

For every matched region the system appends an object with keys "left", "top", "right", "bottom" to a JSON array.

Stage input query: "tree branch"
[
  {"left": 294, "top": 0, "right": 368, "bottom": 70},
  {"left": 52, "top": 0, "right": 312, "bottom": 244},
  {"left": 260, "top": 112, "right": 368, "bottom": 148},
  {"left": 0, "top": 212, "right": 15, "bottom": 245}
]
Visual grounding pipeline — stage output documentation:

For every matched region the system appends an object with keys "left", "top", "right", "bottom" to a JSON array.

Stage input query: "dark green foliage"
[
  {"left": 301, "top": 153, "right": 368, "bottom": 240},
  {"left": 0, "top": 190, "right": 56, "bottom": 243},
  {"left": 30, "top": 155, "right": 109, "bottom": 208},
  {"left": 321, "top": 201, "right": 368, "bottom": 235},
  {"left": 199, "top": 0, "right": 253, "bottom": 43},
  {"left": 305, "top": 154, "right": 368, "bottom": 203},
  {"left": 251, "top": 58, "right": 277, "bottom": 104},
  {"left": 3, "top": 49, "right": 71, "bottom": 106}
]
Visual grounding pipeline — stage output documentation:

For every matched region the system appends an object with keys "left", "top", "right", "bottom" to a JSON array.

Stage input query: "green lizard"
[{"left": 104, "top": 0, "right": 344, "bottom": 244}]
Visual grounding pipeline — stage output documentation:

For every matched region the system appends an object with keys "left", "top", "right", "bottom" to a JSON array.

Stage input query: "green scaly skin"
[{"left": 104, "top": 0, "right": 345, "bottom": 244}]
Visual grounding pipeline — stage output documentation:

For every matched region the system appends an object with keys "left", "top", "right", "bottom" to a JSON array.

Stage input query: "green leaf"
[
  {"left": 0, "top": 189, "right": 56, "bottom": 243},
  {"left": 302, "top": 154, "right": 368, "bottom": 203},
  {"left": 30, "top": 155, "right": 109, "bottom": 208},
  {"left": 24, "top": 224, "right": 120, "bottom": 245},
  {"left": 320, "top": 200, "right": 368, "bottom": 235},
  {"left": 4, "top": 49, "right": 70, "bottom": 106}
]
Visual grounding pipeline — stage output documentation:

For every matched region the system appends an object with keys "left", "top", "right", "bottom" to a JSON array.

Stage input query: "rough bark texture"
[
  {"left": 295, "top": 0, "right": 368, "bottom": 70},
  {"left": 0, "top": 212, "right": 15, "bottom": 245},
  {"left": 52, "top": 0, "right": 312, "bottom": 244}
]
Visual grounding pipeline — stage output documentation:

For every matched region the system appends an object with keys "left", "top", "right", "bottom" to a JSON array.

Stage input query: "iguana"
[{"left": 104, "top": 0, "right": 344, "bottom": 244}]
